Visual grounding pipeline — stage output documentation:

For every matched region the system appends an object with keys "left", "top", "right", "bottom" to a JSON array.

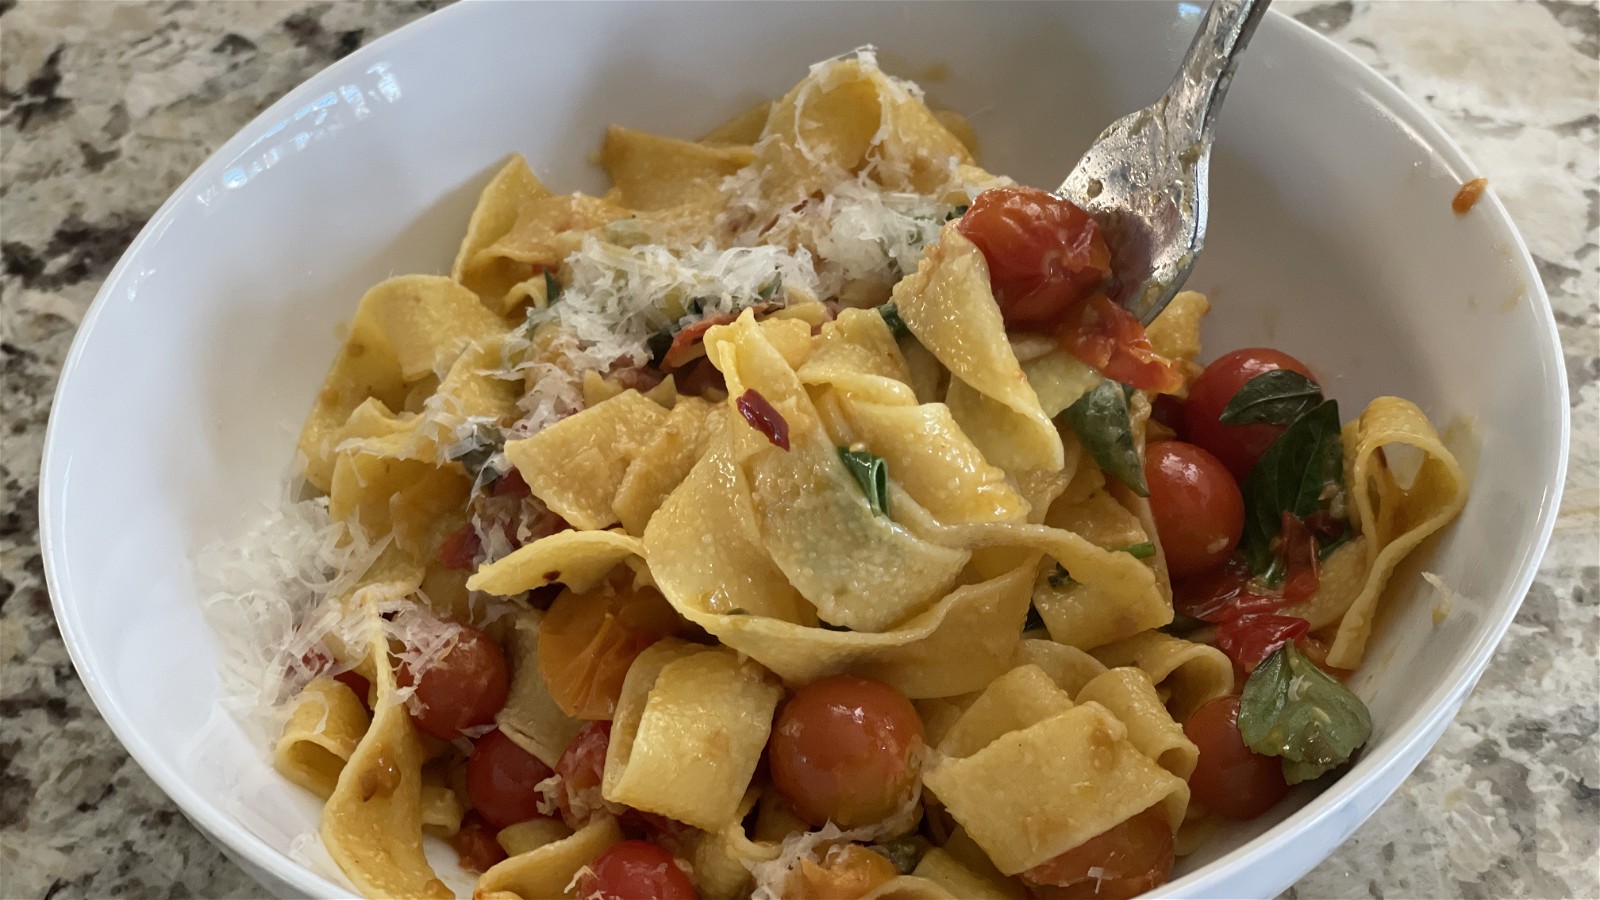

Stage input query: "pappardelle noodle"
[{"left": 229, "top": 50, "right": 1468, "bottom": 900}]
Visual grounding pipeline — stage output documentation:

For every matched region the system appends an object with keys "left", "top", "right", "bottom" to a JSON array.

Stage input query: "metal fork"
[{"left": 1058, "top": 0, "right": 1272, "bottom": 325}]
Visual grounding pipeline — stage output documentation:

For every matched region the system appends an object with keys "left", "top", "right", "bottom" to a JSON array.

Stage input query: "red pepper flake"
[
  {"left": 1452, "top": 177, "right": 1488, "bottom": 215},
  {"left": 735, "top": 389, "right": 790, "bottom": 450}
]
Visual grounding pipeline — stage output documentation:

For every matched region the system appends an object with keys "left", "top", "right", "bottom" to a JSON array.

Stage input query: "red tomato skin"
[
  {"left": 956, "top": 186, "right": 1112, "bottom": 331},
  {"left": 552, "top": 721, "right": 613, "bottom": 828},
  {"left": 438, "top": 524, "right": 481, "bottom": 570},
  {"left": 466, "top": 729, "right": 556, "bottom": 829},
  {"left": 1182, "top": 696, "right": 1290, "bottom": 820},
  {"left": 397, "top": 624, "right": 511, "bottom": 741},
  {"left": 1214, "top": 614, "right": 1311, "bottom": 679},
  {"left": 1183, "top": 348, "right": 1316, "bottom": 482},
  {"left": 768, "top": 675, "right": 924, "bottom": 829},
  {"left": 1172, "top": 558, "right": 1289, "bottom": 623},
  {"left": 1054, "top": 293, "right": 1185, "bottom": 393},
  {"left": 1143, "top": 441, "right": 1245, "bottom": 578},
  {"left": 1020, "top": 806, "right": 1175, "bottom": 900},
  {"left": 450, "top": 812, "right": 509, "bottom": 874},
  {"left": 332, "top": 669, "right": 371, "bottom": 704},
  {"left": 575, "top": 840, "right": 697, "bottom": 900}
]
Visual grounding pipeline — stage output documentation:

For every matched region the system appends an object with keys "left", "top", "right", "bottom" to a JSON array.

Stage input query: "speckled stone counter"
[{"left": 2, "top": 2, "right": 1595, "bottom": 898}]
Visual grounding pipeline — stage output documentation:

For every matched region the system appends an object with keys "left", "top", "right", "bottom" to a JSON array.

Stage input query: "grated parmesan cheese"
[{"left": 198, "top": 489, "right": 386, "bottom": 743}]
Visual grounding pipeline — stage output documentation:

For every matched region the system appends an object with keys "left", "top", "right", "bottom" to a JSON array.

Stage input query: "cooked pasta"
[{"left": 217, "top": 48, "right": 1469, "bottom": 900}]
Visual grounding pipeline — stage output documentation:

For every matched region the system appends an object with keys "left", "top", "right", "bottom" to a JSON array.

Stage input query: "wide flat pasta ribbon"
[
  {"left": 473, "top": 817, "right": 622, "bottom": 900},
  {"left": 922, "top": 669, "right": 1189, "bottom": 875},
  {"left": 1320, "top": 396, "right": 1468, "bottom": 668},
  {"left": 274, "top": 677, "right": 369, "bottom": 800},
  {"left": 1090, "top": 631, "right": 1235, "bottom": 721},
  {"left": 890, "top": 226, "right": 1063, "bottom": 475},
  {"left": 711, "top": 311, "right": 969, "bottom": 631},
  {"left": 504, "top": 389, "right": 669, "bottom": 530},
  {"left": 603, "top": 641, "right": 783, "bottom": 830},
  {"left": 318, "top": 574, "right": 451, "bottom": 900}
]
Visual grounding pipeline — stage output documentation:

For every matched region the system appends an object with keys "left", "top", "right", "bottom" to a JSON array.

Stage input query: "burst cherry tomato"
[
  {"left": 437, "top": 524, "right": 481, "bottom": 570},
  {"left": 1214, "top": 614, "right": 1311, "bottom": 679},
  {"left": 1173, "top": 558, "right": 1290, "bottom": 623},
  {"left": 1020, "top": 806, "right": 1175, "bottom": 900},
  {"left": 574, "top": 840, "right": 697, "bottom": 900},
  {"left": 551, "top": 721, "right": 613, "bottom": 828},
  {"left": 768, "top": 675, "right": 924, "bottom": 828},
  {"left": 1143, "top": 441, "right": 1245, "bottom": 578},
  {"left": 1182, "top": 696, "right": 1290, "bottom": 820},
  {"left": 956, "top": 186, "right": 1111, "bottom": 331},
  {"left": 539, "top": 584, "right": 679, "bottom": 720},
  {"left": 396, "top": 623, "right": 510, "bottom": 740},
  {"left": 466, "top": 729, "right": 556, "bottom": 829},
  {"left": 450, "top": 812, "right": 508, "bottom": 874},
  {"left": 1054, "top": 293, "right": 1185, "bottom": 393},
  {"left": 1184, "top": 348, "right": 1317, "bottom": 482}
]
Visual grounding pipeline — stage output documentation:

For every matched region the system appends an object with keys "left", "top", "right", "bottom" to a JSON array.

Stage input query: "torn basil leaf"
[
  {"left": 1239, "top": 642, "right": 1372, "bottom": 785},
  {"left": 1220, "top": 370, "right": 1324, "bottom": 426},
  {"left": 878, "top": 302, "right": 911, "bottom": 339},
  {"left": 757, "top": 274, "right": 783, "bottom": 302},
  {"left": 446, "top": 423, "right": 506, "bottom": 486},
  {"left": 1239, "top": 399, "right": 1344, "bottom": 580},
  {"left": 838, "top": 447, "right": 890, "bottom": 516},
  {"left": 1119, "top": 541, "right": 1157, "bottom": 559},
  {"left": 544, "top": 270, "right": 562, "bottom": 305},
  {"left": 870, "top": 837, "right": 930, "bottom": 875},
  {"left": 1062, "top": 380, "right": 1149, "bottom": 496}
]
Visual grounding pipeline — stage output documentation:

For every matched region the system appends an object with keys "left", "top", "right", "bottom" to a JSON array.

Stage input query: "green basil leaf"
[
  {"left": 1119, "top": 541, "right": 1157, "bottom": 559},
  {"left": 944, "top": 204, "right": 969, "bottom": 221},
  {"left": 838, "top": 447, "right": 890, "bottom": 516},
  {"left": 1239, "top": 399, "right": 1344, "bottom": 578},
  {"left": 1047, "top": 564, "right": 1075, "bottom": 590},
  {"left": 446, "top": 423, "right": 505, "bottom": 484},
  {"left": 1062, "top": 380, "right": 1149, "bottom": 496},
  {"left": 878, "top": 302, "right": 911, "bottom": 338},
  {"left": 1219, "top": 370, "right": 1323, "bottom": 425},
  {"left": 1239, "top": 643, "right": 1372, "bottom": 785},
  {"left": 757, "top": 273, "right": 783, "bottom": 302},
  {"left": 544, "top": 270, "right": 562, "bottom": 305},
  {"left": 870, "top": 837, "right": 931, "bottom": 875}
]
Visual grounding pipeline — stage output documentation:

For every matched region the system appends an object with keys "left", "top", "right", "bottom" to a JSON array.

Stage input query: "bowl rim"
[{"left": 39, "top": 2, "right": 1570, "bottom": 898}]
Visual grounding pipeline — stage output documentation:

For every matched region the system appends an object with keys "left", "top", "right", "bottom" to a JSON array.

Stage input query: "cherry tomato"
[
  {"left": 450, "top": 811, "right": 508, "bottom": 874},
  {"left": 785, "top": 843, "right": 899, "bottom": 900},
  {"left": 1214, "top": 614, "right": 1311, "bottom": 679},
  {"left": 396, "top": 624, "right": 510, "bottom": 741},
  {"left": 552, "top": 721, "right": 614, "bottom": 828},
  {"left": 494, "top": 467, "right": 531, "bottom": 498},
  {"left": 574, "top": 840, "right": 697, "bottom": 900},
  {"left": 1183, "top": 348, "right": 1317, "bottom": 482},
  {"left": 768, "top": 675, "right": 924, "bottom": 828},
  {"left": 1182, "top": 696, "right": 1290, "bottom": 820},
  {"left": 1172, "top": 558, "right": 1286, "bottom": 623},
  {"left": 1054, "top": 293, "right": 1185, "bottom": 393},
  {"left": 539, "top": 584, "right": 679, "bottom": 720},
  {"left": 1143, "top": 441, "right": 1245, "bottom": 578},
  {"left": 438, "top": 524, "right": 481, "bottom": 570},
  {"left": 1020, "top": 806, "right": 1175, "bottom": 900},
  {"left": 466, "top": 729, "right": 556, "bottom": 829},
  {"left": 956, "top": 186, "right": 1112, "bottom": 331}
]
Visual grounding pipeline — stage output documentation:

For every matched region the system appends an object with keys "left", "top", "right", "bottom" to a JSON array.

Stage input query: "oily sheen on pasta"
[{"left": 226, "top": 48, "right": 1469, "bottom": 900}]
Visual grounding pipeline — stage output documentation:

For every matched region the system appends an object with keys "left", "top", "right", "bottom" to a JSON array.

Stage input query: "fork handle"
[{"left": 1165, "top": 0, "right": 1272, "bottom": 143}]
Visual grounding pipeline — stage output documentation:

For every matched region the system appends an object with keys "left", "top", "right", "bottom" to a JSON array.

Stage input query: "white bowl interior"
[{"left": 42, "top": 2, "right": 1565, "bottom": 898}]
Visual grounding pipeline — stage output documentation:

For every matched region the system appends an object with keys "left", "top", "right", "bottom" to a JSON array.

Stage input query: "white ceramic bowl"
[{"left": 41, "top": 2, "right": 1568, "bottom": 897}]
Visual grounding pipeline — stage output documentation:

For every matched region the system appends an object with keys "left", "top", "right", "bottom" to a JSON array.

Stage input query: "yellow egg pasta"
[{"left": 241, "top": 48, "right": 1466, "bottom": 900}]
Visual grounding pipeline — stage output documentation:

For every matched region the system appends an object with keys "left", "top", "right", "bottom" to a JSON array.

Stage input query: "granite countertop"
[{"left": 1, "top": 1, "right": 1595, "bottom": 897}]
